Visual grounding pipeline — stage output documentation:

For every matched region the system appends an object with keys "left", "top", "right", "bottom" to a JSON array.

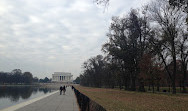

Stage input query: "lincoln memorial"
[{"left": 52, "top": 72, "right": 73, "bottom": 83}]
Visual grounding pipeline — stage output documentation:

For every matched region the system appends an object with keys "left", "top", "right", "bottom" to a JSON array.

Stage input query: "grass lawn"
[{"left": 75, "top": 86, "right": 188, "bottom": 111}]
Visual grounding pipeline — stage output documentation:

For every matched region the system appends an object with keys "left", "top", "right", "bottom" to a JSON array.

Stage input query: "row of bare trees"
[{"left": 78, "top": 0, "right": 187, "bottom": 94}]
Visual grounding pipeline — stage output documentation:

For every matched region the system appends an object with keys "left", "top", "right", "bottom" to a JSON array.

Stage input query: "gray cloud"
[{"left": 0, "top": 0, "right": 151, "bottom": 79}]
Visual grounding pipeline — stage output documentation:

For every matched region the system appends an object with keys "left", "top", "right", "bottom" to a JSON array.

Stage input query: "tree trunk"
[
  {"left": 124, "top": 77, "right": 128, "bottom": 90},
  {"left": 157, "top": 80, "right": 160, "bottom": 92},
  {"left": 172, "top": 56, "right": 176, "bottom": 94},
  {"left": 182, "top": 64, "right": 187, "bottom": 93},
  {"left": 139, "top": 84, "right": 145, "bottom": 92},
  {"left": 172, "top": 38, "right": 177, "bottom": 94},
  {"left": 182, "top": 84, "right": 186, "bottom": 93},
  {"left": 118, "top": 77, "right": 122, "bottom": 90},
  {"left": 148, "top": 84, "right": 151, "bottom": 91},
  {"left": 152, "top": 81, "right": 154, "bottom": 93},
  {"left": 119, "top": 83, "right": 122, "bottom": 90},
  {"left": 172, "top": 81, "right": 176, "bottom": 94},
  {"left": 131, "top": 77, "right": 136, "bottom": 91},
  {"left": 138, "top": 79, "right": 145, "bottom": 92},
  {"left": 111, "top": 79, "right": 114, "bottom": 89}
]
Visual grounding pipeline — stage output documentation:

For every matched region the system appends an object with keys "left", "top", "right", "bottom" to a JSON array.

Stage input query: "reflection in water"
[{"left": 0, "top": 86, "right": 52, "bottom": 102}]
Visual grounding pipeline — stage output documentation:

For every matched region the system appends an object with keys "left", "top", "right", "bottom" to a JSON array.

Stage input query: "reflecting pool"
[{"left": 0, "top": 86, "right": 54, "bottom": 110}]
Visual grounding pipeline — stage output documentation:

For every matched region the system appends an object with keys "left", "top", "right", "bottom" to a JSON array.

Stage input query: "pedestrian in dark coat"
[
  {"left": 60, "top": 86, "right": 63, "bottom": 95},
  {"left": 63, "top": 86, "right": 66, "bottom": 95}
]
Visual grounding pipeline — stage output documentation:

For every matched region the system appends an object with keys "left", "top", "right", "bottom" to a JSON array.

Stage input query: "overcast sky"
[{"left": 0, "top": 0, "right": 151, "bottom": 79}]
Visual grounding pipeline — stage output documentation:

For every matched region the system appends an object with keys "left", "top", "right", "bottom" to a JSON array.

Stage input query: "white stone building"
[{"left": 52, "top": 72, "right": 73, "bottom": 83}]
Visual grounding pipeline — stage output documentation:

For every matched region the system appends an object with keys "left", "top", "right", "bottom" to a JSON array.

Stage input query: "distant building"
[{"left": 52, "top": 72, "right": 73, "bottom": 83}]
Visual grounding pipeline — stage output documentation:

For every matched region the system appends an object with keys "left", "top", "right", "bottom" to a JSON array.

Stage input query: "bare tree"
[
  {"left": 148, "top": 0, "right": 187, "bottom": 94},
  {"left": 179, "top": 32, "right": 188, "bottom": 92}
]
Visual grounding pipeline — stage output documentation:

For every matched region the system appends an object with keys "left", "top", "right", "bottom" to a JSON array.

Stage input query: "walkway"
[{"left": 1, "top": 87, "right": 79, "bottom": 111}]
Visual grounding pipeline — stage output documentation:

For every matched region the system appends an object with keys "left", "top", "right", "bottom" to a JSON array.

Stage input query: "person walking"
[
  {"left": 60, "top": 86, "right": 63, "bottom": 95},
  {"left": 63, "top": 86, "right": 66, "bottom": 95}
]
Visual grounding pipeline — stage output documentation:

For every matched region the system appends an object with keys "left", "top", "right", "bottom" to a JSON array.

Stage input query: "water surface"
[{"left": 0, "top": 86, "right": 54, "bottom": 110}]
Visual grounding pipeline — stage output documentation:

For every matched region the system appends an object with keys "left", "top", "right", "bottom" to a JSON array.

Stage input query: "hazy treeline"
[
  {"left": 78, "top": 0, "right": 188, "bottom": 94},
  {"left": 0, "top": 69, "right": 34, "bottom": 84},
  {"left": 39, "top": 77, "right": 51, "bottom": 83},
  {"left": 0, "top": 69, "right": 51, "bottom": 84}
]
